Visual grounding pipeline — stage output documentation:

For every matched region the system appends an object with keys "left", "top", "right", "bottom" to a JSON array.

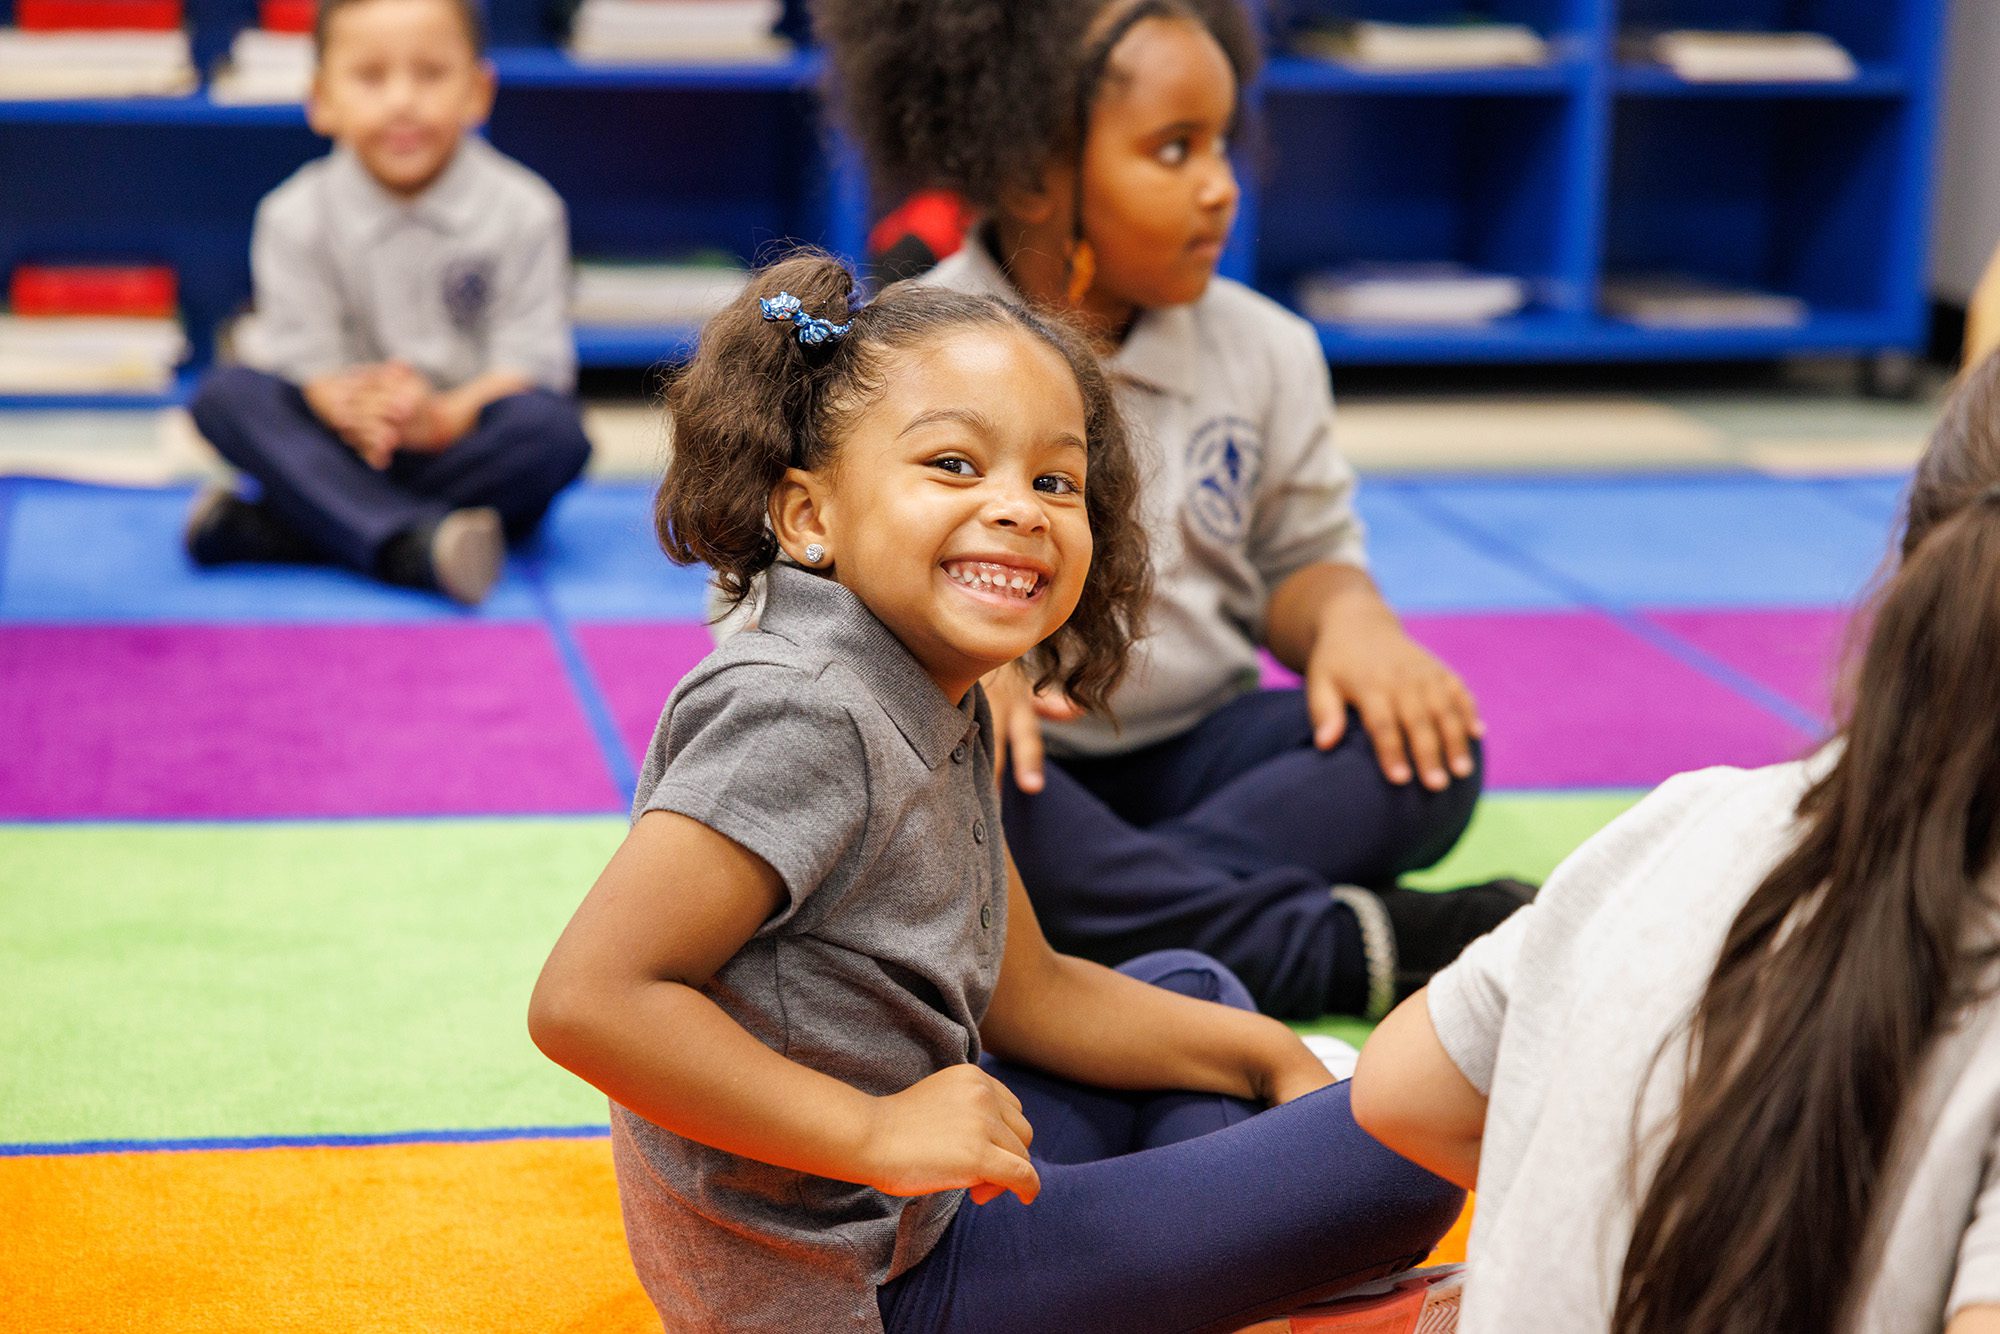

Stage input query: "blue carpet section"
[
  {"left": 1401, "top": 475, "right": 1895, "bottom": 609},
  {"left": 1, "top": 472, "right": 1912, "bottom": 624}
]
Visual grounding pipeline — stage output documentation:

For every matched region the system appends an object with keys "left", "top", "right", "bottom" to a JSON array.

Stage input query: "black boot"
[
  {"left": 375, "top": 507, "right": 503, "bottom": 606},
  {"left": 183, "top": 486, "right": 320, "bottom": 566}
]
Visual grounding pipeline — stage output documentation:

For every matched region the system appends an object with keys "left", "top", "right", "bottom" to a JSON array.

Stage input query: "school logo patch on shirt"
[
  {"left": 1185, "top": 415, "right": 1262, "bottom": 545},
  {"left": 441, "top": 257, "right": 494, "bottom": 333}
]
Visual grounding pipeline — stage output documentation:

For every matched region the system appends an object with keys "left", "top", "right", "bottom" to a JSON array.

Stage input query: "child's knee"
[{"left": 490, "top": 390, "right": 592, "bottom": 474}]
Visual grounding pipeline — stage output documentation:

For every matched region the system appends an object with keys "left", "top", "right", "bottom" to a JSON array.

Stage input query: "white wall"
[{"left": 1934, "top": 0, "right": 2000, "bottom": 302}]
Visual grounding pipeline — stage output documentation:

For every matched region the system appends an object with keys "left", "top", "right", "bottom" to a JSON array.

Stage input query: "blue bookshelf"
[{"left": 0, "top": 0, "right": 1952, "bottom": 407}]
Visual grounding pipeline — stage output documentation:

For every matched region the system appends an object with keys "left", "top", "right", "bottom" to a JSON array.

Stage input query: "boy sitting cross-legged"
[{"left": 186, "top": 0, "right": 590, "bottom": 605}]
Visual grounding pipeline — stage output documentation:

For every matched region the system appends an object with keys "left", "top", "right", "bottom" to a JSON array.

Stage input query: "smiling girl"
[{"left": 528, "top": 254, "right": 1461, "bottom": 1332}]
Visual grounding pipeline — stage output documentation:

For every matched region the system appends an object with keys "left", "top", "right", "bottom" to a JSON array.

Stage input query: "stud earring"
[{"left": 803, "top": 543, "right": 826, "bottom": 565}]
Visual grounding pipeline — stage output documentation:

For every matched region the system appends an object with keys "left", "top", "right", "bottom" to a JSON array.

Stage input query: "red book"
[
  {"left": 10, "top": 265, "right": 178, "bottom": 318},
  {"left": 260, "top": 0, "right": 318, "bottom": 34},
  {"left": 15, "top": 0, "right": 184, "bottom": 30}
]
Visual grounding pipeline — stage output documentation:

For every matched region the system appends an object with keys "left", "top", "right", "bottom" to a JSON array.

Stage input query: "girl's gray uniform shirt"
[
  {"left": 1428, "top": 756, "right": 2000, "bottom": 1332},
  {"left": 614, "top": 564, "right": 1007, "bottom": 1333}
]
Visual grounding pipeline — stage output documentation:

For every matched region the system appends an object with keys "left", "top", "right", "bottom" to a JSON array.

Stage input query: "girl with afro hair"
[{"left": 815, "top": 0, "right": 1530, "bottom": 1022}]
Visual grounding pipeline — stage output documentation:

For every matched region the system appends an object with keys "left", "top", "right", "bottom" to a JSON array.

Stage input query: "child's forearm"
[
  {"left": 1265, "top": 561, "right": 1396, "bottom": 676},
  {"left": 530, "top": 974, "right": 884, "bottom": 1183}
]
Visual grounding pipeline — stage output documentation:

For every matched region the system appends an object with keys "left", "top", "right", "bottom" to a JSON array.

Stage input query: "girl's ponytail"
[
  {"left": 1614, "top": 353, "right": 2000, "bottom": 1334},
  {"left": 655, "top": 253, "right": 860, "bottom": 603}
]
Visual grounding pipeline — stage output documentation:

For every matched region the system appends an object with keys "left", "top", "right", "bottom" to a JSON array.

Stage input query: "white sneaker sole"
[{"left": 431, "top": 507, "right": 503, "bottom": 606}]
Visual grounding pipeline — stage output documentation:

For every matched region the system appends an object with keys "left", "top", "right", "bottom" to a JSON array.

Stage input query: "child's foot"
[
  {"left": 1333, "top": 880, "right": 1536, "bottom": 1020},
  {"left": 378, "top": 507, "right": 503, "bottom": 606},
  {"left": 183, "top": 485, "right": 318, "bottom": 566},
  {"left": 1250, "top": 1264, "right": 1464, "bottom": 1332}
]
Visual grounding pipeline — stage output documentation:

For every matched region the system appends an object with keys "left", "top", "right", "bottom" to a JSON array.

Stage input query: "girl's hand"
[
  {"left": 981, "top": 662, "right": 1082, "bottom": 795},
  {"left": 1306, "top": 616, "right": 1481, "bottom": 792},
  {"left": 860, "top": 1064, "right": 1041, "bottom": 1206}
]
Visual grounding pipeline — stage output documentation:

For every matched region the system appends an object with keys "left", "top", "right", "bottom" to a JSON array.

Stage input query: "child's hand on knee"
[
  {"left": 983, "top": 662, "right": 1082, "bottom": 795},
  {"left": 1307, "top": 621, "right": 1481, "bottom": 793},
  {"left": 861, "top": 1064, "right": 1041, "bottom": 1206}
]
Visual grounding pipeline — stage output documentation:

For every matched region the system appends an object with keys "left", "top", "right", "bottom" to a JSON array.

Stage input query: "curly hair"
[
  {"left": 658, "top": 250, "right": 1151, "bottom": 715},
  {"left": 812, "top": 0, "right": 1260, "bottom": 210}
]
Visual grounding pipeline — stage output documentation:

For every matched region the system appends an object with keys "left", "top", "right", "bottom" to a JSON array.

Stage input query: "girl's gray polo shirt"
[{"left": 613, "top": 563, "right": 1006, "bottom": 1333}]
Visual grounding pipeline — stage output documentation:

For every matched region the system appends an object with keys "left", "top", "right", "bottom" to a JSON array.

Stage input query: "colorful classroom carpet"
[{"left": 0, "top": 468, "right": 1904, "bottom": 1331}]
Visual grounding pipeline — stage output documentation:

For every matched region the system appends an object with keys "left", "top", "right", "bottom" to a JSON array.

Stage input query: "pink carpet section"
[
  {"left": 0, "top": 624, "right": 624, "bottom": 819},
  {"left": 572, "top": 622, "right": 718, "bottom": 764},
  {"left": 1642, "top": 608, "right": 1853, "bottom": 724},
  {"left": 1262, "top": 612, "right": 1819, "bottom": 790}
]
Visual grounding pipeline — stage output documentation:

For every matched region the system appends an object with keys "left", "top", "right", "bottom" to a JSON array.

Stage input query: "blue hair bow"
[{"left": 760, "top": 291, "right": 853, "bottom": 347}]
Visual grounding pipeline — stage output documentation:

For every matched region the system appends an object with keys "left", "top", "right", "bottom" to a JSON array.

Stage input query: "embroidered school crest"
[
  {"left": 442, "top": 257, "right": 494, "bottom": 332},
  {"left": 1185, "top": 415, "right": 1261, "bottom": 544}
]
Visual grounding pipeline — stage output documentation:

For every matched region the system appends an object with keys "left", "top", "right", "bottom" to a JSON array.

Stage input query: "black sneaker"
[
  {"left": 183, "top": 485, "right": 318, "bottom": 566},
  {"left": 377, "top": 507, "right": 503, "bottom": 606},
  {"left": 1333, "top": 879, "right": 1537, "bottom": 1020}
]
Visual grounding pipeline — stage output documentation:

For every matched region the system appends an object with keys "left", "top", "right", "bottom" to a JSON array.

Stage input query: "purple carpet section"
[
  {"left": 1263, "top": 611, "right": 1821, "bottom": 789},
  {"left": 0, "top": 625, "right": 623, "bottom": 819},
  {"left": 1642, "top": 608, "right": 1853, "bottom": 724},
  {"left": 573, "top": 622, "right": 719, "bottom": 765}
]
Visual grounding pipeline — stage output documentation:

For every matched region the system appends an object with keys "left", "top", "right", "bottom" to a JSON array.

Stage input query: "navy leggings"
[
  {"left": 190, "top": 366, "right": 592, "bottom": 572},
  {"left": 1004, "top": 689, "right": 1482, "bottom": 1018},
  {"left": 877, "top": 951, "right": 1465, "bottom": 1334}
]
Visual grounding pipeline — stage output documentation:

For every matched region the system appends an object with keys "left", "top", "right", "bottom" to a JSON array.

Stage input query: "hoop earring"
[{"left": 802, "top": 543, "right": 826, "bottom": 565}]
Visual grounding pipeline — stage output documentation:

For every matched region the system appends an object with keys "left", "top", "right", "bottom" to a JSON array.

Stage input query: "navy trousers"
[
  {"left": 877, "top": 951, "right": 1464, "bottom": 1334},
  {"left": 1004, "top": 689, "right": 1482, "bottom": 1018},
  {"left": 189, "top": 366, "right": 592, "bottom": 572}
]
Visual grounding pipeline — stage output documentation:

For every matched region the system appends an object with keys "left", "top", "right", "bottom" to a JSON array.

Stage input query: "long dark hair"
[
  {"left": 1614, "top": 353, "right": 2000, "bottom": 1332},
  {"left": 656, "top": 250, "right": 1150, "bottom": 715}
]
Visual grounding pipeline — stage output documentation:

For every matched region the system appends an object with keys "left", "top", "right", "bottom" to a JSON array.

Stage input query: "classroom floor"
[{"left": 0, "top": 373, "right": 1931, "bottom": 1331}]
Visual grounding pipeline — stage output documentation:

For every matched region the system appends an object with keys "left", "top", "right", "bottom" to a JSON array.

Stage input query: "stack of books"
[
  {"left": 0, "top": 0, "right": 196, "bottom": 98},
  {"left": 1296, "top": 263, "right": 1528, "bottom": 327},
  {"left": 572, "top": 258, "right": 751, "bottom": 327},
  {"left": 1, "top": 263, "right": 189, "bottom": 393},
  {"left": 568, "top": 0, "right": 789, "bottom": 64},
  {"left": 1602, "top": 274, "right": 1808, "bottom": 329},
  {"left": 1624, "top": 29, "right": 1858, "bottom": 83},
  {"left": 1294, "top": 19, "right": 1548, "bottom": 71}
]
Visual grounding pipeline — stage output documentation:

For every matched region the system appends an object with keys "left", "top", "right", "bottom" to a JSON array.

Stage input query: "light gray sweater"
[{"left": 1429, "top": 756, "right": 2000, "bottom": 1333}]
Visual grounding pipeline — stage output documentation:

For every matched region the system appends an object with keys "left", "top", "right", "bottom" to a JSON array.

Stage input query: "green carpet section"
[
  {"left": 0, "top": 819, "right": 626, "bottom": 1145},
  {"left": 1294, "top": 789, "right": 1643, "bottom": 1046},
  {"left": 1, "top": 791, "right": 1644, "bottom": 1143}
]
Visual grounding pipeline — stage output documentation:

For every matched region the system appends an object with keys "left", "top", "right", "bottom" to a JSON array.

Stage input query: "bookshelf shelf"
[
  {"left": 1261, "top": 54, "right": 1583, "bottom": 96},
  {"left": 0, "top": 0, "right": 1953, "bottom": 409},
  {"left": 1611, "top": 63, "right": 1910, "bottom": 98}
]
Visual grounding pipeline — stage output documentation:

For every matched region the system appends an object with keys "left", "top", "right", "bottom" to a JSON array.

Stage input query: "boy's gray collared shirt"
[
  {"left": 236, "top": 135, "right": 575, "bottom": 393},
  {"left": 925, "top": 233, "right": 1368, "bottom": 754},
  {"left": 616, "top": 563, "right": 1005, "bottom": 1333}
]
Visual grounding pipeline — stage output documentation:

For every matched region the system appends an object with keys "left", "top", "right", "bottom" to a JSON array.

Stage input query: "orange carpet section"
[{"left": 0, "top": 1137, "right": 658, "bottom": 1334}]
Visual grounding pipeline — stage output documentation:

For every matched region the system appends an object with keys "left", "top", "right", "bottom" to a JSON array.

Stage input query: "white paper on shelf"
[
  {"left": 567, "top": 32, "right": 791, "bottom": 63},
  {"left": 1295, "top": 263, "right": 1528, "bottom": 326},
  {"left": 1601, "top": 275, "right": 1808, "bottom": 328},
  {"left": 572, "top": 261, "right": 750, "bottom": 326},
  {"left": 209, "top": 28, "right": 313, "bottom": 104},
  {"left": 1629, "top": 29, "right": 1858, "bottom": 83},
  {"left": 569, "top": 0, "right": 782, "bottom": 40},
  {"left": 0, "top": 315, "right": 188, "bottom": 393},
  {"left": 1295, "top": 20, "right": 1548, "bottom": 72},
  {"left": 0, "top": 28, "right": 195, "bottom": 98}
]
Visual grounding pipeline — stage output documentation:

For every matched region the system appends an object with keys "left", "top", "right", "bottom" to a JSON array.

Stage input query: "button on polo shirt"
[
  {"left": 613, "top": 562, "right": 1007, "bottom": 1333},
  {"left": 237, "top": 135, "right": 576, "bottom": 393}
]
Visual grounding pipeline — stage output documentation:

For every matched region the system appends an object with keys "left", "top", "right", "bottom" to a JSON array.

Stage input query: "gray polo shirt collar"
[
  {"left": 326, "top": 135, "right": 496, "bottom": 241},
  {"left": 949, "top": 227, "right": 1199, "bottom": 403},
  {"left": 759, "top": 563, "right": 982, "bottom": 769}
]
